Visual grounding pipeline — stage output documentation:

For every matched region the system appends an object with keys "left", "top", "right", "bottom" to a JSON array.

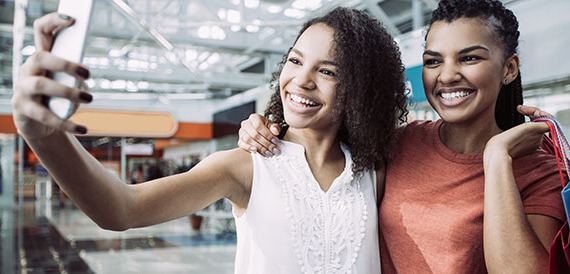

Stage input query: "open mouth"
[
  {"left": 439, "top": 90, "right": 474, "bottom": 101},
  {"left": 290, "top": 93, "right": 319, "bottom": 107}
]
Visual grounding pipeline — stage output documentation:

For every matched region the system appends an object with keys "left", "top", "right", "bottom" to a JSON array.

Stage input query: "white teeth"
[
  {"left": 440, "top": 91, "right": 472, "bottom": 100},
  {"left": 290, "top": 94, "right": 318, "bottom": 107}
]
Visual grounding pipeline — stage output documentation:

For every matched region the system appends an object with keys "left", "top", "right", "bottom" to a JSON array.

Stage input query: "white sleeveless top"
[{"left": 233, "top": 141, "right": 380, "bottom": 274}]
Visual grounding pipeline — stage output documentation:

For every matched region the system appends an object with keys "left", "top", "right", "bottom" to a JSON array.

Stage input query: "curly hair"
[
  {"left": 264, "top": 7, "right": 408, "bottom": 172},
  {"left": 428, "top": 0, "right": 524, "bottom": 130}
]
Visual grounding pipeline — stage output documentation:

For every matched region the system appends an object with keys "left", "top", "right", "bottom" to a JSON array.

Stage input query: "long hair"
[
  {"left": 264, "top": 7, "right": 408, "bottom": 172},
  {"left": 427, "top": 0, "right": 524, "bottom": 130}
]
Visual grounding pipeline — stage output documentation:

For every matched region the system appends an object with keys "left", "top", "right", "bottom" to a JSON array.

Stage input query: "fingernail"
[
  {"left": 75, "top": 125, "right": 87, "bottom": 134},
  {"left": 76, "top": 67, "right": 90, "bottom": 79},
  {"left": 273, "top": 148, "right": 281, "bottom": 156},
  {"left": 79, "top": 92, "right": 92, "bottom": 103},
  {"left": 249, "top": 146, "right": 257, "bottom": 153},
  {"left": 264, "top": 150, "right": 274, "bottom": 157},
  {"left": 59, "top": 14, "right": 73, "bottom": 21},
  {"left": 271, "top": 138, "right": 279, "bottom": 145}
]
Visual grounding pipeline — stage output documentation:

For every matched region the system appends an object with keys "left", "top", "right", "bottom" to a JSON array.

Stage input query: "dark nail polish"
[
  {"left": 59, "top": 14, "right": 73, "bottom": 21},
  {"left": 76, "top": 67, "right": 90, "bottom": 79},
  {"left": 75, "top": 126, "right": 87, "bottom": 134},
  {"left": 79, "top": 92, "right": 93, "bottom": 103}
]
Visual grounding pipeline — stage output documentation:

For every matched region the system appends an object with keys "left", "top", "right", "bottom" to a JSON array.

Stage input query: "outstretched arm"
[
  {"left": 12, "top": 13, "right": 251, "bottom": 231},
  {"left": 483, "top": 105, "right": 562, "bottom": 274}
]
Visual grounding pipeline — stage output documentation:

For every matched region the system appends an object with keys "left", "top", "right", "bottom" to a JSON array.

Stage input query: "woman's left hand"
[{"left": 485, "top": 120, "right": 549, "bottom": 160}]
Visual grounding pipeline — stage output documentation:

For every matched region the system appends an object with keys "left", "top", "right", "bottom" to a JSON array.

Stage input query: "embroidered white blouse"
[{"left": 233, "top": 140, "right": 380, "bottom": 274}]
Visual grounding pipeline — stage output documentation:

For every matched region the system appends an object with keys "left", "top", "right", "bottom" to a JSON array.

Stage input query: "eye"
[
  {"left": 460, "top": 55, "right": 481, "bottom": 63},
  {"left": 288, "top": 57, "right": 301, "bottom": 65},
  {"left": 423, "top": 58, "right": 441, "bottom": 68},
  {"left": 320, "top": 68, "right": 336, "bottom": 77}
]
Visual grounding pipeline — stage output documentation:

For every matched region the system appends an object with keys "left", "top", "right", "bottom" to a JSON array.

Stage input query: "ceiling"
[{"left": 0, "top": 0, "right": 519, "bottom": 102}]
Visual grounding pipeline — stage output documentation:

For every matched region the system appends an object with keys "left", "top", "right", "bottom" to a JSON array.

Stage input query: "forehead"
[
  {"left": 425, "top": 17, "right": 500, "bottom": 52},
  {"left": 294, "top": 23, "right": 336, "bottom": 58}
]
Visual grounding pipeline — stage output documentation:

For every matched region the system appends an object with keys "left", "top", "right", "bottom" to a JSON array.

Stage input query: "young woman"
[
  {"left": 11, "top": 7, "right": 408, "bottom": 273},
  {"left": 237, "top": 0, "right": 565, "bottom": 273}
]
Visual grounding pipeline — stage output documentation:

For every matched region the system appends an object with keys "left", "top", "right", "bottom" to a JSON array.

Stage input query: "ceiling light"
[
  {"left": 185, "top": 49, "right": 199, "bottom": 61},
  {"left": 292, "top": 0, "right": 322, "bottom": 11},
  {"left": 246, "top": 25, "right": 260, "bottom": 33},
  {"left": 244, "top": 0, "right": 259, "bottom": 9},
  {"left": 207, "top": 53, "right": 220, "bottom": 64},
  {"left": 267, "top": 5, "right": 282, "bottom": 14},
  {"left": 284, "top": 8, "right": 305, "bottom": 19},
  {"left": 227, "top": 9, "right": 241, "bottom": 23}
]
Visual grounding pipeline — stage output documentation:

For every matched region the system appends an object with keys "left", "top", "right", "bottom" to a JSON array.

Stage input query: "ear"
[{"left": 503, "top": 53, "right": 520, "bottom": 85}]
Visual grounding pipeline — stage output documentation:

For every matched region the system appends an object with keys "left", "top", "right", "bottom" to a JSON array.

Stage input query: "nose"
[
  {"left": 437, "top": 61, "right": 461, "bottom": 84},
  {"left": 292, "top": 67, "right": 316, "bottom": 90}
]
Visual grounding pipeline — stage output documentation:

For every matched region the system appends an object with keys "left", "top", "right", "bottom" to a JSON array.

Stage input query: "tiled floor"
[{"left": 1, "top": 198, "right": 237, "bottom": 273}]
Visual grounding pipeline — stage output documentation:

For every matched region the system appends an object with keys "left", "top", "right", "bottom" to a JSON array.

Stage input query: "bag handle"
[{"left": 531, "top": 116, "right": 570, "bottom": 187}]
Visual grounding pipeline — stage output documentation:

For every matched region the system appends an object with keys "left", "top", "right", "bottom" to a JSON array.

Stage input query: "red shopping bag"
[
  {"left": 532, "top": 117, "right": 570, "bottom": 273},
  {"left": 549, "top": 222, "right": 570, "bottom": 274}
]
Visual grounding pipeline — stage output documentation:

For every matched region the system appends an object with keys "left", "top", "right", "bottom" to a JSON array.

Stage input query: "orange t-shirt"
[{"left": 379, "top": 120, "right": 565, "bottom": 273}]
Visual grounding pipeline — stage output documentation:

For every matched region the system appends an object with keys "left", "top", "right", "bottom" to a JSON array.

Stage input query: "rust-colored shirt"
[{"left": 379, "top": 120, "right": 565, "bottom": 273}]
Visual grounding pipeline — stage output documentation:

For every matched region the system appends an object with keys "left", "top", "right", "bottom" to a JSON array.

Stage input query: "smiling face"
[
  {"left": 279, "top": 23, "right": 339, "bottom": 133},
  {"left": 422, "top": 17, "right": 515, "bottom": 128}
]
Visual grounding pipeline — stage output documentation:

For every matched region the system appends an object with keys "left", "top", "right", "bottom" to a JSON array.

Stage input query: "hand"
[
  {"left": 237, "top": 113, "right": 282, "bottom": 157},
  {"left": 485, "top": 121, "right": 550, "bottom": 160},
  {"left": 12, "top": 13, "right": 92, "bottom": 139}
]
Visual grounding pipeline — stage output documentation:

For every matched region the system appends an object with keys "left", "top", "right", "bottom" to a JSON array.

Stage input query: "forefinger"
[
  {"left": 517, "top": 105, "right": 553, "bottom": 118},
  {"left": 33, "top": 12, "right": 75, "bottom": 51}
]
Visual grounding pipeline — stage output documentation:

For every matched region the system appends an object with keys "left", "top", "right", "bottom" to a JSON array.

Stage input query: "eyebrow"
[
  {"left": 423, "top": 45, "right": 490, "bottom": 57},
  {"left": 290, "top": 48, "right": 338, "bottom": 67}
]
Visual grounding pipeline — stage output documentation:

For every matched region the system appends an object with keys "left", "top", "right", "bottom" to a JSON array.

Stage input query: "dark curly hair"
[
  {"left": 427, "top": 0, "right": 524, "bottom": 130},
  {"left": 264, "top": 7, "right": 408, "bottom": 172}
]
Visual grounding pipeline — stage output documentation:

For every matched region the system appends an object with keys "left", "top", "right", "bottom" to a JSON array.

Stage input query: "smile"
[
  {"left": 439, "top": 91, "right": 473, "bottom": 100},
  {"left": 290, "top": 93, "right": 319, "bottom": 107}
]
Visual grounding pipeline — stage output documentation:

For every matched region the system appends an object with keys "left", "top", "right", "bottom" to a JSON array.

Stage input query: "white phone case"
[{"left": 46, "top": 0, "right": 94, "bottom": 119}]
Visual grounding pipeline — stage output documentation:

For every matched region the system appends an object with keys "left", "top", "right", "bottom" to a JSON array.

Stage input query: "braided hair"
[
  {"left": 427, "top": 0, "right": 524, "bottom": 130},
  {"left": 264, "top": 7, "right": 408, "bottom": 172}
]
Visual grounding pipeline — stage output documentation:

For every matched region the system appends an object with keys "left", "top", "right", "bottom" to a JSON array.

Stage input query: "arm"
[
  {"left": 237, "top": 113, "right": 282, "bottom": 157},
  {"left": 483, "top": 116, "right": 560, "bottom": 274},
  {"left": 12, "top": 13, "right": 251, "bottom": 231}
]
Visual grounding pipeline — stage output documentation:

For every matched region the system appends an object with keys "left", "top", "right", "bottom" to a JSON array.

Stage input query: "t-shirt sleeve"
[{"left": 514, "top": 151, "right": 567, "bottom": 222}]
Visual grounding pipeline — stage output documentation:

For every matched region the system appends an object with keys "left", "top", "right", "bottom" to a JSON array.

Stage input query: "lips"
[
  {"left": 290, "top": 93, "right": 319, "bottom": 107},
  {"left": 439, "top": 90, "right": 473, "bottom": 101}
]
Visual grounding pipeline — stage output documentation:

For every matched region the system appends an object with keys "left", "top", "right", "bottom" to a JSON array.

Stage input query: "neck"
[
  {"left": 283, "top": 128, "right": 346, "bottom": 192},
  {"left": 439, "top": 120, "right": 502, "bottom": 154},
  {"left": 283, "top": 128, "right": 343, "bottom": 167}
]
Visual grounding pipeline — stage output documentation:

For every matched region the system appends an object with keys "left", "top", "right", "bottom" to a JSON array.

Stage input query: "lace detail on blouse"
[{"left": 269, "top": 144, "right": 368, "bottom": 274}]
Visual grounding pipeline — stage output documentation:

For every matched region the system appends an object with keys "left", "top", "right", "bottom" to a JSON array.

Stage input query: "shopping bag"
[{"left": 531, "top": 116, "right": 570, "bottom": 273}]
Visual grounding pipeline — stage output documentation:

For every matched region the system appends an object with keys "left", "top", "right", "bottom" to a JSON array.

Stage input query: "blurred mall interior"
[{"left": 0, "top": 0, "right": 569, "bottom": 273}]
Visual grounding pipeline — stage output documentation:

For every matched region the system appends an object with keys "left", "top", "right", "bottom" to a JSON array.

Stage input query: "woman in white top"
[{"left": 12, "top": 7, "right": 408, "bottom": 273}]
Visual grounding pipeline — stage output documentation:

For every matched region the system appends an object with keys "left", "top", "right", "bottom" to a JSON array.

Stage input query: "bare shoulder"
[{"left": 197, "top": 148, "right": 253, "bottom": 206}]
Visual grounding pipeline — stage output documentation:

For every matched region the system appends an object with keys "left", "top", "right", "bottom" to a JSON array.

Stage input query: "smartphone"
[{"left": 44, "top": 0, "right": 94, "bottom": 120}]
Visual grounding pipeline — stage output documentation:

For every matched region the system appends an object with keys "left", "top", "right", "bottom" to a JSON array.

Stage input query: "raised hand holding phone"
[{"left": 44, "top": 0, "right": 94, "bottom": 119}]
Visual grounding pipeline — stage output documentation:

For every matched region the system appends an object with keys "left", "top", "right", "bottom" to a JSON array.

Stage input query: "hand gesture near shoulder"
[
  {"left": 237, "top": 113, "right": 282, "bottom": 157},
  {"left": 484, "top": 105, "right": 552, "bottom": 162},
  {"left": 12, "top": 13, "right": 92, "bottom": 140}
]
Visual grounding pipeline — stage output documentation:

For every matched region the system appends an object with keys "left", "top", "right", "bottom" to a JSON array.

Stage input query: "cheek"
[
  {"left": 468, "top": 66, "right": 501, "bottom": 90},
  {"left": 421, "top": 69, "right": 437, "bottom": 90}
]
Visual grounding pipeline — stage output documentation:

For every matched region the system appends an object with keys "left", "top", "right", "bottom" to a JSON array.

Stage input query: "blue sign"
[{"left": 405, "top": 65, "right": 426, "bottom": 103}]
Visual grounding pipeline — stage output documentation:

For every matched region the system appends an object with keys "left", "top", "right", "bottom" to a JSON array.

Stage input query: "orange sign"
[{"left": 70, "top": 109, "right": 178, "bottom": 138}]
